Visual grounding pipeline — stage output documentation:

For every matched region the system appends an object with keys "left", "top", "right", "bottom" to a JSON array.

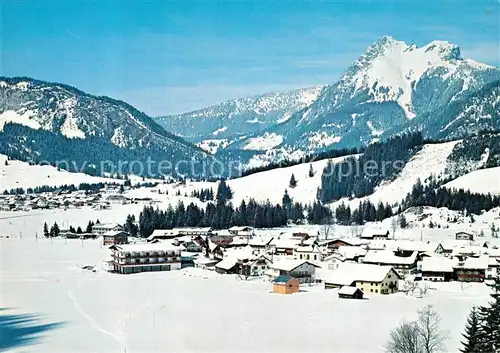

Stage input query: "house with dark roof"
[{"left": 338, "top": 286, "right": 364, "bottom": 300}]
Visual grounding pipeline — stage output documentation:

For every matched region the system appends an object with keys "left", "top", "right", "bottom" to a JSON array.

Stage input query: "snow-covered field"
[
  {"left": 0, "top": 155, "right": 120, "bottom": 191},
  {"left": 150, "top": 155, "right": 352, "bottom": 206},
  {"left": 0, "top": 236, "right": 490, "bottom": 353}
]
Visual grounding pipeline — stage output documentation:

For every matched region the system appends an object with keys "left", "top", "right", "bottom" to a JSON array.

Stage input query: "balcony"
[{"left": 113, "top": 252, "right": 180, "bottom": 260}]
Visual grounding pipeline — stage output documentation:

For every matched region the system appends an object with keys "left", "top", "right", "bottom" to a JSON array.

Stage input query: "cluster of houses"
[
  {"left": 0, "top": 184, "right": 151, "bottom": 212},
  {"left": 102, "top": 225, "right": 500, "bottom": 298}
]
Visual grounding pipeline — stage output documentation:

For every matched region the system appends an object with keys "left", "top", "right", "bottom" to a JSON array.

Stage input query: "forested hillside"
[{"left": 319, "top": 132, "right": 423, "bottom": 203}]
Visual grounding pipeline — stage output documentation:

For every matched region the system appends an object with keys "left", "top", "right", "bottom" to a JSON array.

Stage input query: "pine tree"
[
  {"left": 308, "top": 164, "right": 315, "bottom": 178},
  {"left": 49, "top": 222, "right": 60, "bottom": 237},
  {"left": 43, "top": 222, "right": 49, "bottom": 238},
  {"left": 289, "top": 173, "right": 297, "bottom": 188},
  {"left": 477, "top": 274, "right": 500, "bottom": 352},
  {"left": 460, "top": 307, "right": 482, "bottom": 353},
  {"left": 399, "top": 214, "right": 408, "bottom": 229}
]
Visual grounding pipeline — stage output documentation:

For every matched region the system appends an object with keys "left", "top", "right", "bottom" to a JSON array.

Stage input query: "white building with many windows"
[{"left": 107, "top": 243, "right": 182, "bottom": 274}]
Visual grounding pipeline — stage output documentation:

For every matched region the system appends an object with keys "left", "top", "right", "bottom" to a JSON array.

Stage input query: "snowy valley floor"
[{"left": 1, "top": 235, "right": 492, "bottom": 353}]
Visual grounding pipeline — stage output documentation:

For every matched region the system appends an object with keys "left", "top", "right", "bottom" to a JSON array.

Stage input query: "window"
[
  {"left": 375, "top": 289, "right": 378, "bottom": 293},
  {"left": 370, "top": 289, "right": 373, "bottom": 292}
]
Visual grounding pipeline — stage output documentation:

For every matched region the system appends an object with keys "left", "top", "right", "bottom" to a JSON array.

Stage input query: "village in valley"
[
  {"left": 5, "top": 177, "right": 497, "bottom": 298},
  {"left": 2, "top": 157, "right": 500, "bottom": 352}
]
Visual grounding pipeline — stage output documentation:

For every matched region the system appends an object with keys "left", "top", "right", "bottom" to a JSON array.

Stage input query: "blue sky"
[{"left": 2, "top": 0, "right": 499, "bottom": 115}]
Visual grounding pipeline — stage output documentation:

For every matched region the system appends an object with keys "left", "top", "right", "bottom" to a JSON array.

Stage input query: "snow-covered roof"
[
  {"left": 102, "top": 230, "right": 128, "bottom": 237},
  {"left": 324, "top": 263, "right": 397, "bottom": 286},
  {"left": 215, "top": 257, "right": 238, "bottom": 270},
  {"left": 294, "top": 245, "right": 322, "bottom": 253},
  {"left": 271, "top": 259, "right": 319, "bottom": 272},
  {"left": 147, "top": 229, "right": 177, "bottom": 240},
  {"left": 337, "top": 246, "right": 367, "bottom": 260},
  {"left": 229, "top": 226, "right": 254, "bottom": 231},
  {"left": 248, "top": 235, "right": 274, "bottom": 247},
  {"left": 451, "top": 245, "right": 484, "bottom": 257},
  {"left": 421, "top": 256, "right": 455, "bottom": 273},
  {"left": 363, "top": 250, "right": 418, "bottom": 266},
  {"left": 440, "top": 239, "right": 474, "bottom": 251},
  {"left": 193, "top": 256, "right": 219, "bottom": 266},
  {"left": 338, "top": 286, "right": 363, "bottom": 296},
  {"left": 360, "top": 227, "right": 389, "bottom": 239},
  {"left": 93, "top": 223, "right": 123, "bottom": 229},
  {"left": 173, "top": 227, "right": 212, "bottom": 233},
  {"left": 458, "top": 256, "right": 489, "bottom": 270},
  {"left": 270, "top": 237, "right": 301, "bottom": 249}
]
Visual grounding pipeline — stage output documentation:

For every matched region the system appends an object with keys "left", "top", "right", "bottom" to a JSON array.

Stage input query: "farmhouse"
[
  {"left": 270, "top": 259, "right": 319, "bottom": 284},
  {"left": 456, "top": 231, "right": 475, "bottom": 241},
  {"left": 294, "top": 244, "right": 324, "bottom": 261},
  {"left": 228, "top": 226, "right": 254, "bottom": 237},
  {"left": 104, "top": 194, "right": 129, "bottom": 205},
  {"left": 92, "top": 223, "right": 124, "bottom": 235},
  {"left": 102, "top": 230, "right": 129, "bottom": 246},
  {"left": 324, "top": 263, "right": 400, "bottom": 295},
  {"left": 421, "top": 255, "right": 455, "bottom": 282},
  {"left": 323, "top": 253, "right": 346, "bottom": 270},
  {"left": 273, "top": 276, "right": 300, "bottom": 295},
  {"left": 362, "top": 250, "right": 418, "bottom": 277},
  {"left": 270, "top": 237, "right": 302, "bottom": 256},
  {"left": 454, "top": 255, "right": 489, "bottom": 282},
  {"left": 107, "top": 242, "right": 182, "bottom": 274}
]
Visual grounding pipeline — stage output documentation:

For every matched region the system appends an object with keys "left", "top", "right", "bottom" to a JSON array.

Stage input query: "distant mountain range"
[
  {"left": 0, "top": 77, "right": 213, "bottom": 177},
  {"left": 0, "top": 36, "right": 498, "bottom": 176},
  {"left": 156, "top": 36, "right": 500, "bottom": 165}
]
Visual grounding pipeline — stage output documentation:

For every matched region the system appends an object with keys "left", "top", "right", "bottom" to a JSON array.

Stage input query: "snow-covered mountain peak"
[{"left": 340, "top": 37, "right": 472, "bottom": 118}]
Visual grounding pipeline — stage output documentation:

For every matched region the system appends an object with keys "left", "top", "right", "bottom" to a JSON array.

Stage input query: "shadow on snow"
[{"left": 0, "top": 309, "right": 64, "bottom": 351}]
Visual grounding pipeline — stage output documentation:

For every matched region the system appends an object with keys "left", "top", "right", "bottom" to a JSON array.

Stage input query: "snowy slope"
[
  {"left": 444, "top": 166, "right": 500, "bottom": 195},
  {"left": 0, "top": 154, "right": 123, "bottom": 191},
  {"left": 332, "top": 141, "right": 460, "bottom": 209},
  {"left": 147, "top": 156, "right": 353, "bottom": 206}
]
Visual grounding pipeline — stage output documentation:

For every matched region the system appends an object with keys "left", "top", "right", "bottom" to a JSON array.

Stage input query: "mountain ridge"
[
  {"left": 155, "top": 36, "right": 499, "bottom": 167},
  {"left": 0, "top": 77, "right": 214, "bottom": 177}
]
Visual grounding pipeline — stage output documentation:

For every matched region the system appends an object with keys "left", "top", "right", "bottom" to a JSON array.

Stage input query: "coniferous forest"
[{"left": 319, "top": 132, "right": 423, "bottom": 203}]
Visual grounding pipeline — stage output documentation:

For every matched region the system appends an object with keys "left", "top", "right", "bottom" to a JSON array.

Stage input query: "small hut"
[
  {"left": 273, "top": 276, "right": 300, "bottom": 295},
  {"left": 338, "top": 286, "right": 364, "bottom": 299}
]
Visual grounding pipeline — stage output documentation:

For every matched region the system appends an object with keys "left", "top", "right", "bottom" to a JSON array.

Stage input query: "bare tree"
[
  {"left": 349, "top": 225, "right": 361, "bottom": 238},
  {"left": 320, "top": 215, "right": 335, "bottom": 240},
  {"left": 401, "top": 279, "right": 418, "bottom": 296},
  {"left": 385, "top": 321, "right": 422, "bottom": 353},
  {"left": 386, "top": 305, "right": 448, "bottom": 353},
  {"left": 391, "top": 217, "right": 399, "bottom": 240},
  {"left": 416, "top": 305, "right": 448, "bottom": 353}
]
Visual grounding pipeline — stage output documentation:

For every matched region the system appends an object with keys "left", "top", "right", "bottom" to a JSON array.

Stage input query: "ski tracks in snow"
[{"left": 67, "top": 279, "right": 127, "bottom": 351}]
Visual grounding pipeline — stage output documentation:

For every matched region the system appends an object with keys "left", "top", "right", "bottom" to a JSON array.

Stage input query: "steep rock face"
[{"left": 0, "top": 77, "right": 213, "bottom": 177}]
